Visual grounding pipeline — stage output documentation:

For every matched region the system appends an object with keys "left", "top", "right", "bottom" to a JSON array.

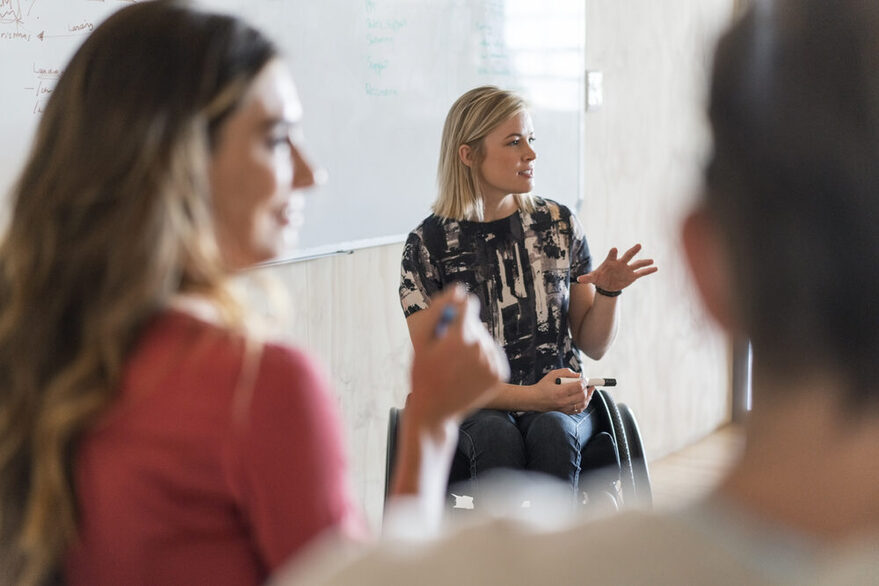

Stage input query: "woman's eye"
[
  {"left": 528, "top": 137, "right": 536, "bottom": 144},
  {"left": 267, "top": 135, "right": 290, "bottom": 149},
  {"left": 508, "top": 139, "right": 520, "bottom": 146}
]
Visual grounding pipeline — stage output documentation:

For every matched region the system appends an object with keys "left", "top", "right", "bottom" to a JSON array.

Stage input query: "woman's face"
[
  {"left": 473, "top": 111, "right": 536, "bottom": 202},
  {"left": 210, "top": 59, "right": 316, "bottom": 270}
]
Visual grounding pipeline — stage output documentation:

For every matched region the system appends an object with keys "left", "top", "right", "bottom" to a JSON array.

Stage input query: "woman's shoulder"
[
  {"left": 408, "top": 213, "right": 450, "bottom": 237},
  {"left": 147, "top": 308, "right": 323, "bottom": 388},
  {"left": 404, "top": 213, "right": 460, "bottom": 255},
  {"left": 522, "top": 197, "right": 578, "bottom": 231},
  {"left": 529, "top": 196, "right": 573, "bottom": 218},
  {"left": 133, "top": 308, "right": 242, "bottom": 368},
  {"left": 257, "top": 340, "right": 325, "bottom": 386}
]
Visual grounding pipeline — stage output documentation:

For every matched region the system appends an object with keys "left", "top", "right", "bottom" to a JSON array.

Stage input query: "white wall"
[
  {"left": 580, "top": 0, "right": 734, "bottom": 463},
  {"left": 241, "top": 0, "right": 735, "bottom": 530}
]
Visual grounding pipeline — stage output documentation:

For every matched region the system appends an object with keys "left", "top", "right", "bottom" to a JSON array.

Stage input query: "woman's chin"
[{"left": 281, "top": 226, "right": 300, "bottom": 251}]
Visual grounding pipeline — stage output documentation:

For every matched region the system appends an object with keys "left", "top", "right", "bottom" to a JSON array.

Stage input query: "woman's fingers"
[
  {"left": 634, "top": 266, "right": 659, "bottom": 279},
  {"left": 559, "top": 385, "right": 585, "bottom": 401},
  {"left": 569, "top": 385, "right": 595, "bottom": 413},
  {"left": 575, "top": 244, "right": 659, "bottom": 291},
  {"left": 410, "top": 287, "right": 508, "bottom": 423},
  {"left": 619, "top": 243, "right": 642, "bottom": 263}
]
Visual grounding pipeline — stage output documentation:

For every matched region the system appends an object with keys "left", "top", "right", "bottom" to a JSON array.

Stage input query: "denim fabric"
[{"left": 457, "top": 406, "right": 598, "bottom": 496}]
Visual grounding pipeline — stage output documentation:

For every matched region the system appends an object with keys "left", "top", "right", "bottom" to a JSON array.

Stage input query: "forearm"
[
  {"left": 480, "top": 381, "right": 544, "bottom": 411},
  {"left": 385, "top": 403, "right": 457, "bottom": 537},
  {"left": 574, "top": 293, "right": 619, "bottom": 360},
  {"left": 389, "top": 398, "right": 457, "bottom": 498}
]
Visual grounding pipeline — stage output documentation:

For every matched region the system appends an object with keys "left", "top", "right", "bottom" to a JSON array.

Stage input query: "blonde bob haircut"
[{"left": 434, "top": 86, "right": 536, "bottom": 221}]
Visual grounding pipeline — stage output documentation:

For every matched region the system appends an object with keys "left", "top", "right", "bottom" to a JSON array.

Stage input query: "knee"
[
  {"left": 525, "top": 412, "right": 578, "bottom": 449},
  {"left": 459, "top": 412, "right": 526, "bottom": 469},
  {"left": 463, "top": 414, "right": 523, "bottom": 449}
]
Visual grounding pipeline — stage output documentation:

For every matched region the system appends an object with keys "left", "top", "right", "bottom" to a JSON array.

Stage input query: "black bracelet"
[{"left": 595, "top": 286, "right": 622, "bottom": 297}]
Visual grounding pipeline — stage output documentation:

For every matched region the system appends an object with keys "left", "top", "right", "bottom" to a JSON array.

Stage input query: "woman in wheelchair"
[{"left": 399, "top": 86, "right": 657, "bottom": 505}]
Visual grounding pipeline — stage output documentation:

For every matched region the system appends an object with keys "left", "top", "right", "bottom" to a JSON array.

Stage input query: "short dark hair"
[{"left": 705, "top": 0, "right": 879, "bottom": 404}]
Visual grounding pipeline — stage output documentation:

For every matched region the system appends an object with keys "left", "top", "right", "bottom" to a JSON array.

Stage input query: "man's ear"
[
  {"left": 458, "top": 144, "right": 474, "bottom": 168},
  {"left": 682, "top": 206, "right": 737, "bottom": 333}
]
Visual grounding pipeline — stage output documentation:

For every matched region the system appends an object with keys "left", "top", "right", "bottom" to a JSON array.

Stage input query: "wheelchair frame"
[{"left": 384, "top": 389, "right": 652, "bottom": 509}]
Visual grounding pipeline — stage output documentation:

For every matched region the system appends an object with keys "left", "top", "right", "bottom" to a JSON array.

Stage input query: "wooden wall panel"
[{"left": 581, "top": 0, "right": 735, "bottom": 462}]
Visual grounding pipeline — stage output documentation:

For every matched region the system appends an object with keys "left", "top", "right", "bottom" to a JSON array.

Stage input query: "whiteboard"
[{"left": 0, "top": 0, "right": 585, "bottom": 261}]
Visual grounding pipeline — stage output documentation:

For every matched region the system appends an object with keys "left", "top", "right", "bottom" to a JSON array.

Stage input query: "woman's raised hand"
[
  {"left": 408, "top": 284, "right": 509, "bottom": 430},
  {"left": 577, "top": 243, "right": 657, "bottom": 292},
  {"left": 391, "top": 286, "right": 508, "bottom": 501}
]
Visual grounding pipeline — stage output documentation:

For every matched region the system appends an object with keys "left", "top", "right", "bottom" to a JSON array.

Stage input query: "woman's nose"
[{"left": 291, "top": 144, "right": 317, "bottom": 190}]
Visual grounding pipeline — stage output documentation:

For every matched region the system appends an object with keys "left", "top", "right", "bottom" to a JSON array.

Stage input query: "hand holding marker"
[
  {"left": 556, "top": 376, "right": 617, "bottom": 387},
  {"left": 434, "top": 304, "right": 457, "bottom": 338}
]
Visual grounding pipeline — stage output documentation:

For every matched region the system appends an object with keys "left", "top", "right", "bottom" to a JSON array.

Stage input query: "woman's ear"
[
  {"left": 682, "top": 206, "right": 737, "bottom": 333},
  {"left": 458, "top": 144, "right": 473, "bottom": 168}
]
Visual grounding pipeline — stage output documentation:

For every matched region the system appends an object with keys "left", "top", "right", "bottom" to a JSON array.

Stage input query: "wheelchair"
[{"left": 384, "top": 389, "right": 652, "bottom": 511}]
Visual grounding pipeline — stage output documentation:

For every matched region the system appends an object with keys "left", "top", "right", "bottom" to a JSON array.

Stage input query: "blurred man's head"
[{"left": 685, "top": 0, "right": 879, "bottom": 410}]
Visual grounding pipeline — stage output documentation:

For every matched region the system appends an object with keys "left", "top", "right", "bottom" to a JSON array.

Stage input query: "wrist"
[
  {"left": 403, "top": 391, "right": 457, "bottom": 441},
  {"left": 595, "top": 285, "right": 622, "bottom": 297},
  {"left": 392, "top": 406, "right": 458, "bottom": 496}
]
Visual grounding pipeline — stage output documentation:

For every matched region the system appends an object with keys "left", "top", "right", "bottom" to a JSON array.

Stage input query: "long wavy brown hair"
[{"left": 0, "top": 2, "right": 277, "bottom": 583}]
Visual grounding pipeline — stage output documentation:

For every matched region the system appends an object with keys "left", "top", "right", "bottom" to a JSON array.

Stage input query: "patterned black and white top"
[{"left": 399, "top": 197, "right": 592, "bottom": 386}]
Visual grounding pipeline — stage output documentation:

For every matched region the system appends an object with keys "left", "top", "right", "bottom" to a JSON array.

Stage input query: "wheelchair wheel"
[
  {"left": 619, "top": 402, "right": 653, "bottom": 507},
  {"left": 592, "top": 389, "right": 636, "bottom": 505},
  {"left": 384, "top": 406, "right": 401, "bottom": 502}
]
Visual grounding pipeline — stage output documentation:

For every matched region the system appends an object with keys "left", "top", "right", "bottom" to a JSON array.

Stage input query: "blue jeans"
[{"left": 457, "top": 407, "right": 598, "bottom": 496}]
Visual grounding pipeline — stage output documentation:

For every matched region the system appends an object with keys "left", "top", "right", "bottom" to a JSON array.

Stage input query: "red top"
[{"left": 65, "top": 310, "right": 364, "bottom": 585}]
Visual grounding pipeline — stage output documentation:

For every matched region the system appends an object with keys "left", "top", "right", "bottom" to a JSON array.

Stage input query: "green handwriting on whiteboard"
[{"left": 365, "top": 83, "right": 398, "bottom": 97}]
